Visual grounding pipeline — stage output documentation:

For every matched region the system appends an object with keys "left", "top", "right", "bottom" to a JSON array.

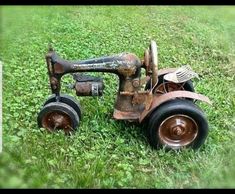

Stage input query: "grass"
[{"left": 0, "top": 6, "right": 235, "bottom": 188}]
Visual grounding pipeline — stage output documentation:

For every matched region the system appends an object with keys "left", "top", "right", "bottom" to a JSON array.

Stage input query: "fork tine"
[
  {"left": 164, "top": 65, "right": 198, "bottom": 83},
  {"left": 176, "top": 71, "right": 187, "bottom": 76},
  {"left": 177, "top": 73, "right": 188, "bottom": 77}
]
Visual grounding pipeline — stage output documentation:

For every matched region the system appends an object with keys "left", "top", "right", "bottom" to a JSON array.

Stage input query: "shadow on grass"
[{"left": 112, "top": 119, "right": 149, "bottom": 147}]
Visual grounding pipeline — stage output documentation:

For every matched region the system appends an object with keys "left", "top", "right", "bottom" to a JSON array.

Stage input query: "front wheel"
[
  {"left": 43, "top": 94, "right": 82, "bottom": 120},
  {"left": 146, "top": 99, "right": 208, "bottom": 150},
  {"left": 37, "top": 102, "right": 80, "bottom": 134}
]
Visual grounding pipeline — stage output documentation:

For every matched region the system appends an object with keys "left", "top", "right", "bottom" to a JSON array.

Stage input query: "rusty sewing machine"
[{"left": 38, "top": 40, "right": 212, "bottom": 150}]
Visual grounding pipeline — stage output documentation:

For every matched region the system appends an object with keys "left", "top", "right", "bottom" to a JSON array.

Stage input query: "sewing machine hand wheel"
[
  {"left": 149, "top": 40, "right": 158, "bottom": 87},
  {"left": 144, "top": 40, "right": 158, "bottom": 88}
]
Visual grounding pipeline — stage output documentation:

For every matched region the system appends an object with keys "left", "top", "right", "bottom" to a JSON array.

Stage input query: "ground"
[{"left": 0, "top": 6, "right": 235, "bottom": 188}]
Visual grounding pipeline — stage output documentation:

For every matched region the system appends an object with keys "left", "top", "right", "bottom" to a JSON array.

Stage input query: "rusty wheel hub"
[
  {"left": 41, "top": 111, "right": 73, "bottom": 133},
  {"left": 154, "top": 82, "right": 185, "bottom": 95},
  {"left": 158, "top": 114, "right": 198, "bottom": 148}
]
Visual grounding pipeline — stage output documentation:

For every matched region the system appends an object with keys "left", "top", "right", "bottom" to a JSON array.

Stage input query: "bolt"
[
  {"left": 173, "top": 126, "right": 182, "bottom": 136},
  {"left": 132, "top": 79, "right": 139, "bottom": 88}
]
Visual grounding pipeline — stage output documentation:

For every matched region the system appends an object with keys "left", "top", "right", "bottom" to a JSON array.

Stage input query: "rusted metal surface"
[
  {"left": 122, "top": 79, "right": 136, "bottom": 92},
  {"left": 51, "top": 52, "right": 141, "bottom": 78},
  {"left": 50, "top": 77, "right": 58, "bottom": 90},
  {"left": 54, "top": 63, "right": 65, "bottom": 74},
  {"left": 139, "top": 91, "right": 212, "bottom": 122},
  {"left": 75, "top": 82, "right": 103, "bottom": 96},
  {"left": 114, "top": 93, "right": 145, "bottom": 113},
  {"left": 158, "top": 114, "right": 199, "bottom": 148},
  {"left": 144, "top": 93, "right": 153, "bottom": 110},
  {"left": 158, "top": 68, "right": 178, "bottom": 76},
  {"left": 47, "top": 51, "right": 142, "bottom": 96},
  {"left": 75, "top": 82, "right": 92, "bottom": 96},
  {"left": 131, "top": 91, "right": 153, "bottom": 110},
  {"left": 46, "top": 50, "right": 62, "bottom": 96},
  {"left": 117, "top": 66, "right": 137, "bottom": 77},
  {"left": 113, "top": 109, "right": 140, "bottom": 120},
  {"left": 41, "top": 111, "right": 73, "bottom": 133},
  {"left": 132, "top": 78, "right": 140, "bottom": 88},
  {"left": 153, "top": 82, "right": 185, "bottom": 95},
  {"left": 144, "top": 49, "right": 150, "bottom": 75},
  {"left": 132, "top": 92, "right": 147, "bottom": 105}
]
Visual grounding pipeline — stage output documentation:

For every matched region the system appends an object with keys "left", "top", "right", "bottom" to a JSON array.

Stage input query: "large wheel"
[
  {"left": 145, "top": 74, "right": 195, "bottom": 95},
  {"left": 146, "top": 99, "right": 208, "bottom": 150},
  {"left": 38, "top": 102, "right": 80, "bottom": 134},
  {"left": 44, "top": 94, "right": 82, "bottom": 120}
]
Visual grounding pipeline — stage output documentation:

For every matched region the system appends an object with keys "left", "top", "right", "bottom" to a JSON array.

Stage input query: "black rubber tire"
[
  {"left": 146, "top": 99, "right": 208, "bottom": 150},
  {"left": 38, "top": 102, "right": 80, "bottom": 133},
  {"left": 145, "top": 74, "right": 195, "bottom": 93},
  {"left": 44, "top": 94, "right": 82, "bottom": 120}
]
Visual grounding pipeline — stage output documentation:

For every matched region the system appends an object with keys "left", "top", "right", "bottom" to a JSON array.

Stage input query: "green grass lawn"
[{"left": 0, "top": 6, "right": 235, "bottom": 188}]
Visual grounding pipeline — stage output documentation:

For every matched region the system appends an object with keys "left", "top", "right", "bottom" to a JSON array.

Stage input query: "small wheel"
[
  {"left": 145, "top": 74, "right": 195, "bottom": 95},
  {"left": 44, "top": 94, "right": 82, "bottom": 120},
  {"left": 38, "top": 102, "right": 80, "bottom": 134},
  {"left": 146, "top": 99, "right": 208, "bottom": 150}
]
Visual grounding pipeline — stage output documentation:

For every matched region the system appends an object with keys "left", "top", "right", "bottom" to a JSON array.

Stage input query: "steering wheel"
[{"left": 149, "top": 40, "right": 158, "bottom": 88}]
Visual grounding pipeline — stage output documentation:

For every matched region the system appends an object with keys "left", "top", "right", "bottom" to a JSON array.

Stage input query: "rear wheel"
[
  {"left": 146, "top": 99, "right": 208, "bottom": 150},
  {"left": 37, "top": 102, "right": 80, "bottom": 134},
  {"left": 145, "top": 74, "right": 194, "bottom": 95},
  {"left": 44, "top": 94, "right": 82, "bottom": 120}
]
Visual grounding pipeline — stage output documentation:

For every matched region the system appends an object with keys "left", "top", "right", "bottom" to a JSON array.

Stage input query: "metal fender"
[
  {"left": 158, "top": 68, "right": 178, "bottom": 76},
  {"left": 139, "top": 91, "right": 212, "bottom": 123}
]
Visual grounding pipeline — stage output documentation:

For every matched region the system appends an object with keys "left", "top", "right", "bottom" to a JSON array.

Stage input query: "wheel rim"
[
  {"left": 41, "top": 110, "right": 73, "bottom": 133},
  {"left": 158, "top": 114, "right": 198, "bottom": 149},
  {"left": 154, "top": 82, "right": 185, "bottom": 95}
]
